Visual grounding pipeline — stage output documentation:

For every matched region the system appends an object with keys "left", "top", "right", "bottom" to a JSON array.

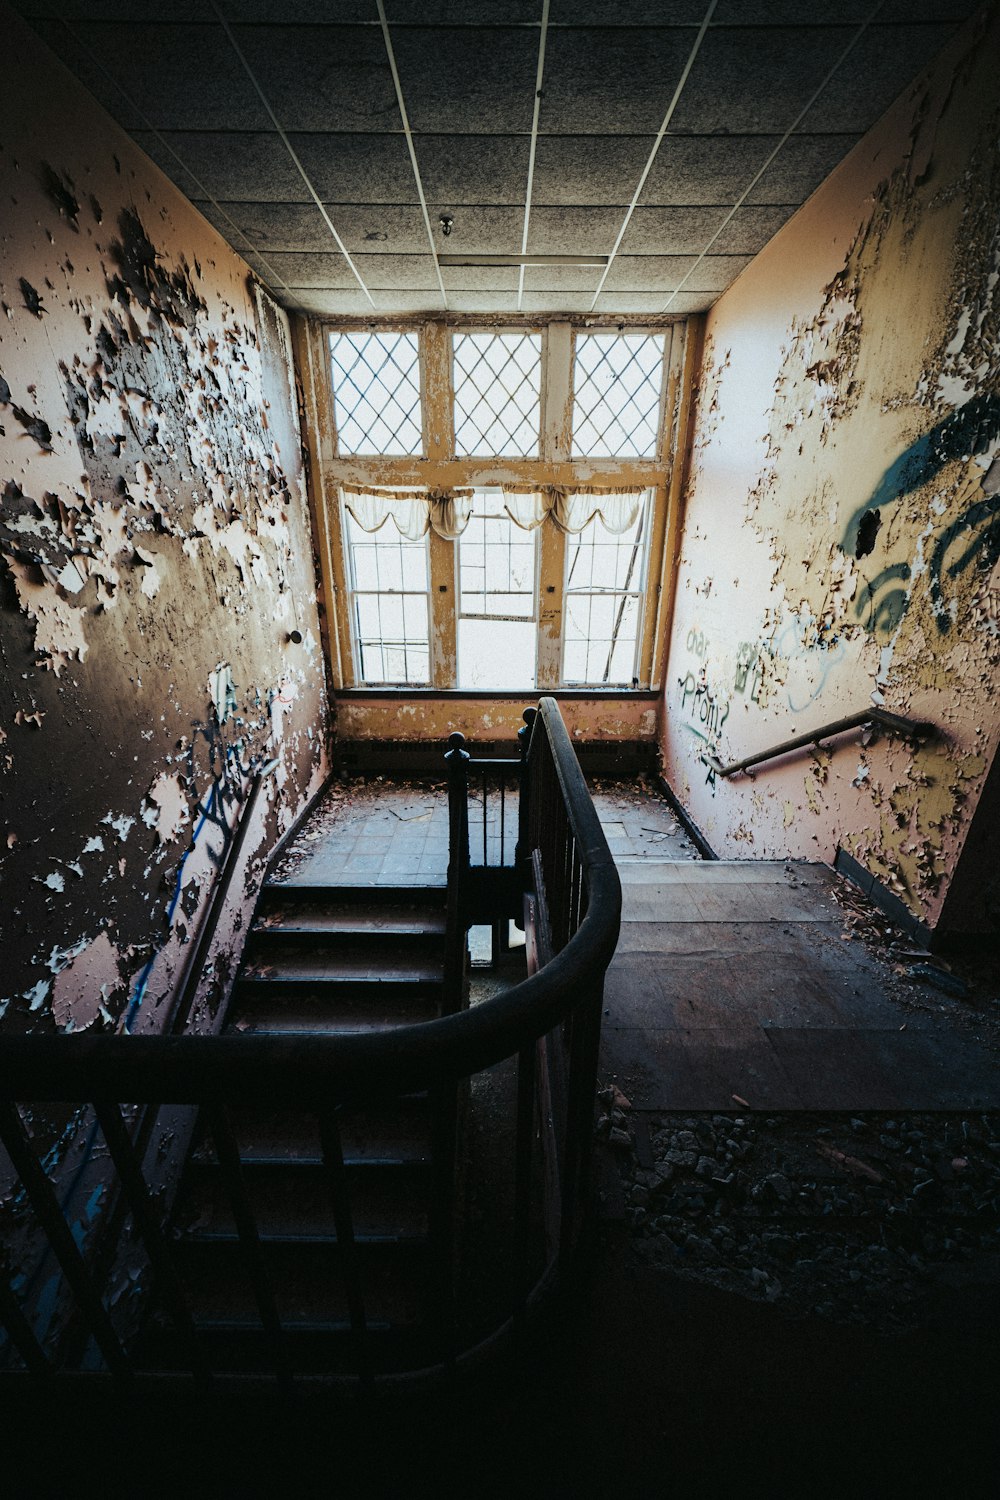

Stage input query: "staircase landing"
[{"left": 602, "top": 861, "right": 1000, "bottom": 1111}]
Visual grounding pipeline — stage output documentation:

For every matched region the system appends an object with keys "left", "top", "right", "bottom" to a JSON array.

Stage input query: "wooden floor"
[{"left": 602, "top": 861, "right": 1000, "bottom": 1111}]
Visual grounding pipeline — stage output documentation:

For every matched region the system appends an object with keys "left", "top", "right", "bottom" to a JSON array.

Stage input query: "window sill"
[{"left": 335, "top": 687, "right": 660, "bottom": 701}]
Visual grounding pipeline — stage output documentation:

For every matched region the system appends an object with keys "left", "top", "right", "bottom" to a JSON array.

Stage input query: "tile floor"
[{"left": 270, "top": 775, "right": 695, "bottom": 888}]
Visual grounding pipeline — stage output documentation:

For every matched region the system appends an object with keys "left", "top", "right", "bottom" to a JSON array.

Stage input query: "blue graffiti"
[{"left": 843, "top": 393, "right": 1000, "bottom": 635}]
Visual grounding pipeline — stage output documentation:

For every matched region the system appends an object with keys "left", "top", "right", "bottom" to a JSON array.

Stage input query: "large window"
[{"left": 319, "top": 322, "right": 682, "bottom": 692}]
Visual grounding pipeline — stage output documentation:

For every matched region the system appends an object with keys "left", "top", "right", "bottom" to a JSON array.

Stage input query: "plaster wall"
[
  {"left": 0, "top": 4, "right": 328, "bottom": 1038},
  {"left": 661, "top": 6, "right": 1000, "bottom": 934}
]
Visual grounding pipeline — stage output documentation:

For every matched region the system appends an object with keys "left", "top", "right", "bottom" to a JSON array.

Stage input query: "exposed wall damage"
[
  {"left": 662, "top": 8, "right": 1000, "bottom": 934},
  {"left": 0, "top": 10, "right": 327, "bottom": 1040}
]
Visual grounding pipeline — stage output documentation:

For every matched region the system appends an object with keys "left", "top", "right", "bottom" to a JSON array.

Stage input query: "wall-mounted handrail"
[
  {"left": 0, "top": 698, "right": 621, "bottom": 1389},
  {"left": 705, "top": 707, "right": 936, "bottom": 779}
]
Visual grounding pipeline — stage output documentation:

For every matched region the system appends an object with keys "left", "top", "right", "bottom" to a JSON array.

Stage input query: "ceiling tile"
[
  {"left": 531, "top": 137, "right": 655, "bottom": 206},
  {"left": 390, "top": 28, "right": 540, "bottom": 134},
  {"left": 368, "top": 290, "right": 449, "bottom": 313},
  {"left": 519, "top": 293, "right": 598, "bottom": 313},
  {"left": 30, "top": 22, "right": 270, "bottom": 131},
  {"left": 540, "top": 28, "right": 700, "bottom": 134},
  {"left": 643, "top": 133, "right": 862, "bottom": 206},
  {"left": 603, "top": 255, "right": 753, "bottom": 292},
  {"left": 290, "top": 134, "right": 416, "bottom": 203},
  {"left": 279, "top": 287, "right": 375, "bottom": 316},
  {"left": 521, "top": 265, "right": 601, "bottom": 294},
  {"left": 132, "top": 131, "right": 302, "bottom": 202},
  {"left": 594, "top": 290, "right": 715, "bottom": 314},
  {"left": 527, "top": 206, "right": 626, "bottom": 255},
  {"left": 439, "top": 266, "right": 520, "bottom": 291},
  {"left": 447, "top": 292, "right": 521, "bottom": 312},
  {"left": 257, "top": 252, "right": 439, "bottom": 290},
  {"left": 668, "top": 26, "right": 855, "bottom": 134},
  {"left": 384, "top": 1, "right": 542, "bottom": 20},
  {"left": 190, "top": 200, "right": 345, "bottom": 253},
  {"left": 424, "top": 205, "right": 523, "bottom": 255},
  {"left": 129, "top": 132, "right": 207, "bottom": 202},
  {"left": 236, "top": 26, "right": 398, "bottom": 132},
  {"left": 712, "top": 1, "right": 978, "bottom": 22},
  {"left": 621, "top": 204, "right": 796, "bottom": 255},
  {"left": 800, "top": 25, "right": 957, "bottom": 134},
  {"left": 415, "top": 136, "right": 532, "bottom": 207},
  {"left": 547, "top": 2, "right": 710, "bottom": 22}
]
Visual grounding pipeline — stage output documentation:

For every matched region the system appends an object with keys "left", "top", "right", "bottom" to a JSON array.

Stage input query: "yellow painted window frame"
[{"left": 294, "top": 316, "right": 700, "bottom": 694}]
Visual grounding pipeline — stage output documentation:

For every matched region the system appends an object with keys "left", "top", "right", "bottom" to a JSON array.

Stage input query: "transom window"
[
  {"left": 329, "top": 330, "right": 422, "bottom": 456},
  {"left": 319, "top": 321, "right": 686, "bottom": 693},
  {"left": 453, "top": 333, "right": 542, "bottom": 458},
  {"left": 572, "top": 333, "right": 666, "bottom": 459}
]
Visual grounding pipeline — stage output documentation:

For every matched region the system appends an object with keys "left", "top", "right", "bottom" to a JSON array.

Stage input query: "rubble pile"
[{"left": 601, "top": 1099, "right": 1000, "bottom": 1332}]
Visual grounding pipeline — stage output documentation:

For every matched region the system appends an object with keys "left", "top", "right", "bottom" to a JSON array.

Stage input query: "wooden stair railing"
[{"left": 0, "top": 698, "right": 621, "bottom": 1389}]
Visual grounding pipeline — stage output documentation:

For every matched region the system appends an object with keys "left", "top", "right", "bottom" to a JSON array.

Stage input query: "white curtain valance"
[
  {"left": 342, "top": 485, "right": 475, "bottom": 541},
  {"left": 342, "top": 484, "right": 645, "bottom": 541},
  {"left": 499, "top": 485, "right": 645, "bottom": 535}
]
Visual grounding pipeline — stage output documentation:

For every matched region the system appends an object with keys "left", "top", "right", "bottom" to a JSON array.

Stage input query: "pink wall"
[{"left": 661, "top": 6, "right": 1000, "bottom": 933}]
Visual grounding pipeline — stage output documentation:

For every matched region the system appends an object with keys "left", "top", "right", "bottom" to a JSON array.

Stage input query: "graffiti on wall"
[{"left": 844, "top": 393, "right": 1000, "bottom": 639}]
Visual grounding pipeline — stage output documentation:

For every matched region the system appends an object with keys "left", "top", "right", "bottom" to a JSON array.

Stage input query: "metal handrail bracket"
[{"left": 705, "top": 707, "right": 936, "bottom": 779}]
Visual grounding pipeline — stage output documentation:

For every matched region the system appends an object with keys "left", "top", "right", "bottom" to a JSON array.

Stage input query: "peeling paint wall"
[
  {"left": 661, "top": 8, "right": 1000, "bottom": 934},
  {"left": 0, "top": 5, "right": 328, "bottom": 1041}
]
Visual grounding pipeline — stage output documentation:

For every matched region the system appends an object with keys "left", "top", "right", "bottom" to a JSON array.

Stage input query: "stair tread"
[
  {"left": 192, "top": 1103, "right": 432, "bottom": 1167},
  {"left": 239, "top": 948, "right": 445, "bottom": 984},
  {"left": 263, "top": 881, "right": 446, "bottom": 903},
  {"left": 168, "top": 1240, "right": 428, "bottom": 1329},
  {"left": 227, "top": 995, "right": 441, "bottom": 1034},
  {"left": 253, "top": 901, "right": 447, "bottom": 937},
  {"left": 175, "top": 1163, "right": 429, "bottom": 1243}
]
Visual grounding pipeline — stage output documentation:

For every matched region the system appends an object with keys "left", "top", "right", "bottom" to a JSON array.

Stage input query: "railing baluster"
[
  {"left": 0, "top": 1101, "right": 130, "bottom": 1380},
  {"left": 94, "top": 1101, "right": 209, "bottom": 1383},
  {"left": 513, "top": 1043, "right": 535, "bottom": 1334},
  {"left": 318, "top": 1108, "right": 371, "bottom": 1387},
  {"left": 500, "top": 777, "right": 506, "bottom": 866},
  {"left": 206, "top": 1103, "right": 288, "bottom": 1385},
  {"left": 429, "top": 1082, "right": 458, "bottom": 1370},
  {"left": 0, "top": 1262, "right": 51, "bottom": 1377}
]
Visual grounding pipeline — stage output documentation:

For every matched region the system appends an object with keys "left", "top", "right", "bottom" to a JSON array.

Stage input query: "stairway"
[{"left": 140, "top": 881, "right": 451, "bottom": 1376}]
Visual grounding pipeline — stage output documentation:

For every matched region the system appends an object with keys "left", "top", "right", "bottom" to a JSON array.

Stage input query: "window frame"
[{"left": 303, "top": 317, "right": 690, "bottom": 695}]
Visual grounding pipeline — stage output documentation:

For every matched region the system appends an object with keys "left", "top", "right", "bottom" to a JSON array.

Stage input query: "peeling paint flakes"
[
  {"left": 52, "top": 931, "right": 121, "bottom": 1031},
  {"left": 101, "top": 811, "right": 135, "bottom": 842},
  {"left": 82, "top": 834, "right": 105, "bottom": 853},
  {"left": 24, "top": 979, "right": 50, "bottom": 1012}
]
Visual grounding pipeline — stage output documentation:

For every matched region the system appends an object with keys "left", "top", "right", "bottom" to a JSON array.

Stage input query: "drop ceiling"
[{"left": 15, "top": 1, "right": 980, "bottom": 319}]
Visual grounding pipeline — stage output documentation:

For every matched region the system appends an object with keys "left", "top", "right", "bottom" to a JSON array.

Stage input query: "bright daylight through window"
[
  {"left": 324, "top": 325, "right": 676, "bottom": 691},
  {"left": 458, "top": 489, "right": 537, "bottom": 689}
]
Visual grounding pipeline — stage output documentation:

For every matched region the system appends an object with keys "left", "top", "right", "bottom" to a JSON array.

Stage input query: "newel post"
[
  {"left": 443, "top": 731, "right": 470, "bottom": 1014},
  {"left": 515, "top": 706, "right": 536, "bottom": 881}
]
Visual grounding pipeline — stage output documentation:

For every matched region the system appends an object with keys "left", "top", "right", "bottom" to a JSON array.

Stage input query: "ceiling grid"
[{"left": 16, "top": 2, "right": 979, "bottom": 320}]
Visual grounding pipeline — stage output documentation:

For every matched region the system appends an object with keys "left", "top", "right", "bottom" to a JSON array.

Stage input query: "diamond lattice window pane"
[
  {"left": 329, "top": 330, "right": 423, "bottom": 456},
  {"left": 453, "top": 333, "right": 541, "bottom": 457},
  {"left": 572, "top": 333, "right": 666, "bottom": 459}
]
